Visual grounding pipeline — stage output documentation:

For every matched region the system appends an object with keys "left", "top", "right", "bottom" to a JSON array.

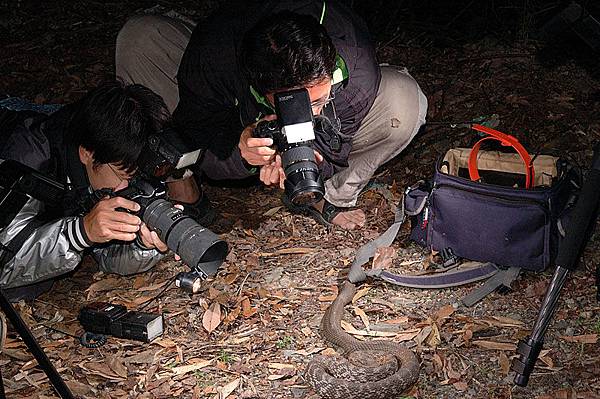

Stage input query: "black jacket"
[{"left": 173, "top": 0, "right": 380, "bottom": 179}]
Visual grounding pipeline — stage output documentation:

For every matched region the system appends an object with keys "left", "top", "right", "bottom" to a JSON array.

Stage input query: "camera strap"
[{"left": 0, "top": 216, "right": 48, "bottom": 268}]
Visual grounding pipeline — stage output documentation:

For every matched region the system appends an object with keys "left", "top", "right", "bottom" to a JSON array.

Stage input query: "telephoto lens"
[{"left": 142, "top": 199, "right": 228, "bottom": 281}]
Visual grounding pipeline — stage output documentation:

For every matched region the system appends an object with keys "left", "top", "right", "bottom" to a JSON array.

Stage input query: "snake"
[{"left": 304, "top": 281, "right": 420, "bottom": 399}]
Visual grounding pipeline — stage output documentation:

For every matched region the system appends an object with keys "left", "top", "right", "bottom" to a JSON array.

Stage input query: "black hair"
[
  {"left": 240, "top": 11, "right": 337, "bottom": 95},
  {"left": 68, "top": 81, "right": 170, "bottom": 172}
]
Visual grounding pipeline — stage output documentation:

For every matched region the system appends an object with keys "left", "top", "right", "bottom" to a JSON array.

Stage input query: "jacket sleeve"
[
  {"left": 91, "top": 240, "right": 164, "bottom": 276},
  {"left": 0, "top": 198, "right": 91, "bottom": 288},
  {"left": 173, "top": 28, "right": 244, "bottom": 161}
]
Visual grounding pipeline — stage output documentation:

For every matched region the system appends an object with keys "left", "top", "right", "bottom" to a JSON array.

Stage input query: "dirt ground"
[{"left": 1, "top": 1, "right": 600, "bottom": 398}]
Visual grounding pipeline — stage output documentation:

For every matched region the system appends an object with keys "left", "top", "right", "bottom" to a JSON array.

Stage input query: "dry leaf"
[
  {"left": 224, "top": 305, "right": 241, "bottom": 324},
  {"left": 107, "top": 356, "right": 128, "bottom": 379},
  {"left": 413, "top": 326, "right": 432, "bottom": 346},
  {"left": 340, "top": 320, "right": 396, "bottom": 337},
  {"left": 263, "top": 206, "right": 283, "bottom": 217},
  {"left": 434, "top": 304, "right": 455, "bottom": 321},
  {"left": 241, "top": 298, "right": 258, "bottom": 318},
  {"left": 202, "top": 302, "right": 222, "bottom": 334},
  {"left": 223, "top": 273, "right": 238, "bottom": 285},
  {"left": 427, "top": 322, "right": 441, "bottom": 348},
  {"left": 85, "top": 277, "right": 121, "bottom": 299},
  {"left": 472, "top": 340, "right": 516, "bottom": 351},
  {"left": 432, "top": 353, "right": 445, "bottom": 374},
  {"left": 268, "top": 362, "right": 296, "bottom": 370},
  {"left": 80, "top": 361, "right": 124, "bottom": 380},
  {"left": 489, "top": 315, "right": 524, "bottom": 327},
  {"left": 499, "top": 352, "right": 510, "bottom": 376},
  {"left": 318, "top": 285, "right": 338, "bottom": 302},
  {"left": 539, "top": 355, "right": 554, "bottom": 368},
  {"left": 395, "top": 329, "right": 421, "bottom": 342},
  {"left": 453, "top": 381, "right": 468, "bottom": 391},
  {"left": 351, "top": 285, "right": 371, "bottom": 304},
  {"left": 352, "top": 306, "right": 370, "bottom": 330},
  {"left": 133, "top": 275, "right": 147, "bottom": 290},
  {"left": 65, "top": 380, "right": 95, "bottom": 397},
  {"left": 216, "top": 378, "right": 240, "bottom": 399},
  {"left": 172, "top": 359, "right": 212, "bottom": 375},
  {"left": 463, "top": 325, "right": 473, "bottom": 342},
  {"left": 560, "top": 334, "right": 597, "bottom": 344},
  {"left": 155, "top": 338, "right": 177, "bottom": 348},
  {"left": 259, "top": 247, "right": 316, "bottom": 257},
  {"left": 372, "top": 246, "right": 396, "bottom": 269},
  {"left": 445, "top": 357, "right": 462, "bottom": 380},
  {"left": 136, "top": 280, "right": 169, "bottom": 292},
  {"left": 383, "top": 316, "right": 409, "bottom": 324}
]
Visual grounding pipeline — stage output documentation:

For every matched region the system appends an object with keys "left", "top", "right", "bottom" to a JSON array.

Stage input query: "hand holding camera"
[
  {"left": 239, "top": 114, "right": 277, "bottom": 166},
  {"left": 245, "top": 88, "right": 326, "bottom": 206},
  {"left": 83, "top": 196, "right": 142, "bottom": 243}
]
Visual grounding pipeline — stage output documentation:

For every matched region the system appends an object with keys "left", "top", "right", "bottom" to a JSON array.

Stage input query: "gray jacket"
[{"left": 0, "top": 109, "right": 164, "bottom": 289}]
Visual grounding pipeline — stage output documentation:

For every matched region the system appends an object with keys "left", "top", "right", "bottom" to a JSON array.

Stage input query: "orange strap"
[{"left": 468, "top": 124, "right": 535, "bottom": 189}]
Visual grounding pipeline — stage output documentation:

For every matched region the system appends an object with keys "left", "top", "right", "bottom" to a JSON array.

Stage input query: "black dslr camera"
[
  {"left": 253, "top": 88, "right": 325, "bottom": 206},
  {"left": 87, "top": 129, "right": 228, "bottom": 293}
]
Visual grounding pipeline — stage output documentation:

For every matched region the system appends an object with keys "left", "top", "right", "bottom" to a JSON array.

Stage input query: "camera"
[
  {"left": 87, "top": 129, "right": 228, "bottom": 293},
  {"left": 253, "top": 88, "right": 325, "bottom": 206}
]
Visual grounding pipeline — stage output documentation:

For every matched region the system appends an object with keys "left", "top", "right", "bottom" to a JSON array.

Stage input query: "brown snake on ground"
[{"left": 304, "top": 281, "right": 420, "bottom": 399}]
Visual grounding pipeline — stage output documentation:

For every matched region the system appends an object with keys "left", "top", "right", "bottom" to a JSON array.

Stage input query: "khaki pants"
[{"left": 116, "top": 15, "right": 427, "bottom": 207}]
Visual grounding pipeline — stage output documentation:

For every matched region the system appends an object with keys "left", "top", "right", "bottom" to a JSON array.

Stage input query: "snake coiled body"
[{"left": 305, "top": 281, "right": 420, "bottom": 399}]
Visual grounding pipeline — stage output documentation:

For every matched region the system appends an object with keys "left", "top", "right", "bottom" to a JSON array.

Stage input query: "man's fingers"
[
  {"left": 110, "top": 232, "right": 138, "bottom": 242},
  {"left": 107, "top": 221, "right": 141, "bottom": 233},
  {"left": 151, "top": 231, "right": 168, "bottom": 252},
  {"left": 278, "top": 167, "right": 286, "bottom": 189},
  {"left": 110, "top": 197, "right": 140, "bottom": 212},
  {"left": 107, "top": 211, "right": 141, "bottom": 226},
  {"left": 268, "top": 167, "right": 280, "bottom": 185},
  {"left": 246, "top": 137, "right": 274, "bottom": 148},
  {"left": 314, "top": 150, "right": 324, "bottom": 164}
]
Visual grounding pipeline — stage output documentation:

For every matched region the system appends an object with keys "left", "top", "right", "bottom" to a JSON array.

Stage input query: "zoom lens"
[
  {"left": 281, "top": 145, "right": 324, "bottom": 206},
  {"left": 142, "top": 199, "right": 228, "bottom": 277}
]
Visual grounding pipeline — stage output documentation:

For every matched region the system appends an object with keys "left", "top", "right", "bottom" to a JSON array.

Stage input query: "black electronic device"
[
  {"left": 253, "top": 88, "right": 325, "bottom": 206},
  {"left": 78, "top": 302, "right": 164, "bottom": 343}
]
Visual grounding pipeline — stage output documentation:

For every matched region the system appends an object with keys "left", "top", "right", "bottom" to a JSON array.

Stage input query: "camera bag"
[
  {"left": 405, "top": 124, "right": 580, "bottom": 272},
  {"left": 347, "top": 124, "right": 581, "bottom": 306}
]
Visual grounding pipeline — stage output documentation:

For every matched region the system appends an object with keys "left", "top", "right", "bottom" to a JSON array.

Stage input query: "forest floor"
[{"left": 1, "top": 1, "right": 599, "bottom": 398}]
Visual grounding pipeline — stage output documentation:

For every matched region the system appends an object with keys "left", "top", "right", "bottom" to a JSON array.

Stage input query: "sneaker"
[{"left": 174, "top": 192, "right": 217, "bottom": 227}]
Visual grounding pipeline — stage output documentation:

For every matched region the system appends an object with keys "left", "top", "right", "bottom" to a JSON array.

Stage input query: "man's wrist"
[
  {"left": 242, "top": 158, "right": 259, "bottom": 175},
  {"left": 66, "top": 217, "right": 94, "bottom": 251}
]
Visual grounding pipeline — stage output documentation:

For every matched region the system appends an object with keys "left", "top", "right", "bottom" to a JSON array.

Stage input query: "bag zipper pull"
[{"left": 421, "top": 206, "right": 429, "bottom": 230}]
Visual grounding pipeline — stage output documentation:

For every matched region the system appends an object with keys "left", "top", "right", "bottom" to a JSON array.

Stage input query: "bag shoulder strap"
[{"left": 347, "top": 195, "right": 514, "bottom": 306}]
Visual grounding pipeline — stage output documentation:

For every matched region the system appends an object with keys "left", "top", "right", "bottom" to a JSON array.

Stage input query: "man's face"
[
  {"left": 78, "top": 146, "right": 134, "bottom": 191},
  {"left": 266, "top": 78, "right": 333, "bottom": 116}
]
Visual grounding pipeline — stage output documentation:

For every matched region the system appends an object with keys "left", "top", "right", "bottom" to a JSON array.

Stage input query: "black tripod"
[
  {"left": 0, "top": 288, "right": 74, "bottom": 398},
  {"left": 512, "top": 143, "right": 600, "bottom": 386}
]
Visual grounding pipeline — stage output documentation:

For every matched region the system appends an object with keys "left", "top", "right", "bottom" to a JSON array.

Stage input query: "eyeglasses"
[
  {"left": 106, "top": 163, "right": 133, "bottom": 187},
  {"left": 310, "top": 90, "right": 336, "bottom": 109}
]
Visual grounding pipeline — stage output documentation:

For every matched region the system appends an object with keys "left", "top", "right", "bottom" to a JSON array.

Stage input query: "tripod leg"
[
  {"left": 0, "top": 312, "right": 4, "bottom": 399},
  {"left": 0, "top": 289, "right": 73, "bottom": 399},
  {"left": 0, "top": 365, "right": 5, "bottom": 399},
  {"left": 596, "top": 263, "right": 600, "bottom": 302}
]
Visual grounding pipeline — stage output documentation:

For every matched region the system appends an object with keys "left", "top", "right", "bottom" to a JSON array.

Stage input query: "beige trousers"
[{"left": 116, "top": 15, "right": 427, "bottom": 207}]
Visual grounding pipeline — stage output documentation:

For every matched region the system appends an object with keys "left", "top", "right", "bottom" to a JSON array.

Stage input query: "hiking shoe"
[{"left": 174, "top": 192, "right": 217, "bottom": 227}]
